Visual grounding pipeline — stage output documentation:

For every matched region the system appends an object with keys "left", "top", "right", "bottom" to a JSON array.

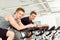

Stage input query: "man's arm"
[
  {"left": 5, "top": 14, "right": 37, "bottom": 30},
  {"left": 37, "top": 24, "right": 49, "bottom": 28}
]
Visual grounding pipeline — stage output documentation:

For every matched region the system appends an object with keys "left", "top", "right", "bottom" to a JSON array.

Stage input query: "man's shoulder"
[
  {"left": 21, "top": 16, "right": 29, "bottom": 20},
  {"left": 0, "top": 16, "right": 9, "bottom": 29}
]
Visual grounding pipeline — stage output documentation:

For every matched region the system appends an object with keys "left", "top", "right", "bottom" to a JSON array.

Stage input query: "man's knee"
[{"left": 6, "top": 30, "right": 15, "bottom": 37}]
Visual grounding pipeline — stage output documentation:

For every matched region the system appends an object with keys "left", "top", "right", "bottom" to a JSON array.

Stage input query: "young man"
[
  {"left": 21, "top": 11, "right": 48, "bottom": 29},
  {"left": 21, "top": 11, "right": 37, "bottom": 25},
  {"left": 6, "top": 7, "right": 37, "bottom": 40},
  {"left": 21, "top": 11, "right": 37, "bottom": 40},
  {"left": 21, "top": 11, "right": 48, "bottom": 40}
]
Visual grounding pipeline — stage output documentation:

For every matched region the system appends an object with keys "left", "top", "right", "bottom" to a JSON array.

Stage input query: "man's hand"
[
  {"left": 37, "top": 24, "right": 49, "bottom": 28},
  {"left": 28, "top": 24, "right": 37, "bottom": 28}
]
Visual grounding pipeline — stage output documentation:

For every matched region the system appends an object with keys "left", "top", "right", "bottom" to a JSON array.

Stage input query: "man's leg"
[
  {"left": 6, "top": 30, "right": 14, "bottom": 40},
  {"left": 9, "top": 28, "right": 21, "bottom": 40}
]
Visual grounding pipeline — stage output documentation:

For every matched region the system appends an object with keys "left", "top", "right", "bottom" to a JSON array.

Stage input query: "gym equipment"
[{"left": 19, "top": 26, "right": 60, "bottom": 40}]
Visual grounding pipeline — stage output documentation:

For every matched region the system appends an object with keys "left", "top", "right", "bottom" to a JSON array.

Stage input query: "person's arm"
[
  {"left": 6, "top": 14, "right": 36, "bottom": 30},
  {"left": 18, "top": 19, "right": 36, "bottom": 27},
  {"left": 37, "top": 24, "right": 49, "bottom": 28}
]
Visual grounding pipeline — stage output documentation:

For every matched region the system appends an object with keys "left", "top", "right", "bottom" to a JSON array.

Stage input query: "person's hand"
[
  {"left": 37, "top": 24, "right": 49, "bottom": 28},
  {"left": 5, "top": 14, "right": 11, "bottom": 21},
  {"left": 5, "top": 14, "right": 12, "bottom": 20},
  {"left": 28, "top": 24, "right": 37, "bottom": 28},
  {"left": 33, "top": 24, "right": 37, "bottom": 27},
  {"left": 42, "top": 24, "right": 48, "bottom": 26},
  {"left": 37, "top": 25, "right": 42, "bottom": 28}
]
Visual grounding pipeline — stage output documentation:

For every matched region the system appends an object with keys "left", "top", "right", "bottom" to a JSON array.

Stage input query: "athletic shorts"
[{"left": 0, "top": 28, "right": 8, "bottom": 40}]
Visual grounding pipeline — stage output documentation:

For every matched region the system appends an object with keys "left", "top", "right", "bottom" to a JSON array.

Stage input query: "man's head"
[
  {"left": 29, "top": 11, "right": 37, "bottom": 20},
  {"left": 14, "top": 7, "right": 25, "bottom": 19}
]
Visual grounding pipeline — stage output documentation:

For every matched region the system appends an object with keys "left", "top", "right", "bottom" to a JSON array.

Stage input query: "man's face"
[
  {"left": 30, "top": 13, "right": 36, "bottom": 20},
  {"left": 16, "top": 11, "right": 24, "bottom": 19}
]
